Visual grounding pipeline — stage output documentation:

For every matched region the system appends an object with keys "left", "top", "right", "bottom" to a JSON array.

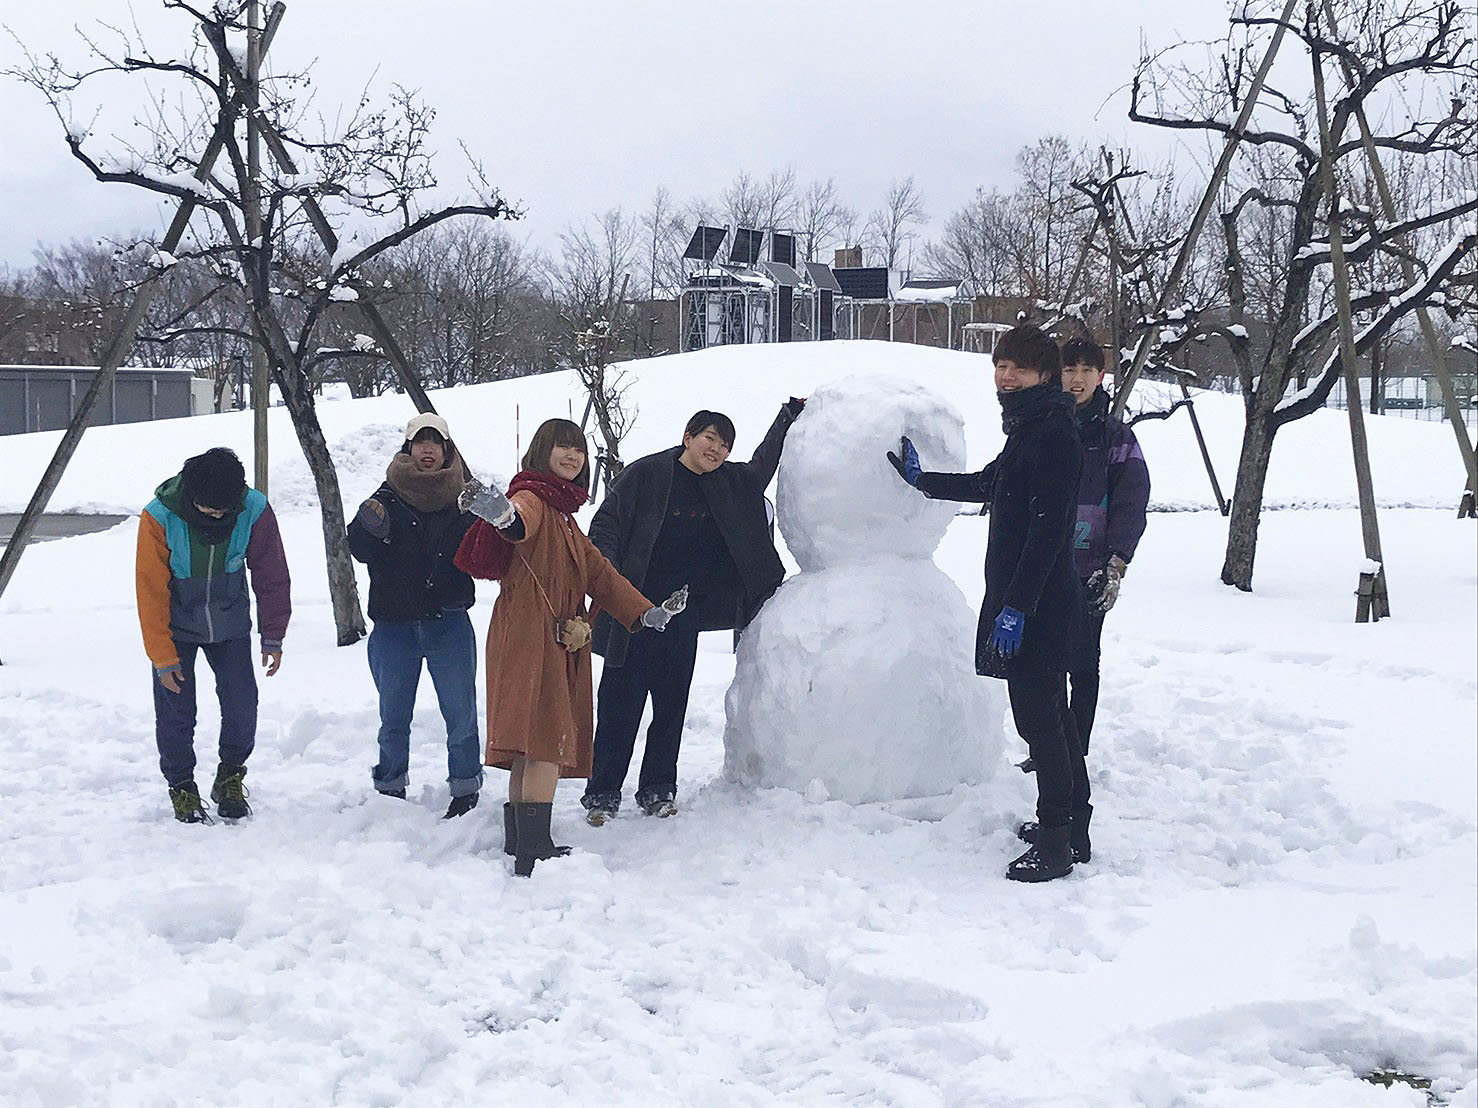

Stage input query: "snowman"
[{"left": 723, "top": 375, "right": 1007, "bottom": 803}]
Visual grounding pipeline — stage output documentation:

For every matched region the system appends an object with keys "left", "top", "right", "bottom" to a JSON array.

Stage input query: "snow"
[
  {"left": 895, "top": 284, "right": 960, "bottom": 303},
  {"left": 328, "top": 285, "right": 360, "bottom": 302},
  {"left": 0, "top": 340, "right": 1474, "bottom": 1105},
  {"left": 724, "top": 377, "right": 1004, "bottom": 802}
]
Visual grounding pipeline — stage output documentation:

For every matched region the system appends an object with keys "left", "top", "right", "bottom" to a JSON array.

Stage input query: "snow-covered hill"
[{"left": 1, "top": 341, "right": 1474, "bottom": 1106}]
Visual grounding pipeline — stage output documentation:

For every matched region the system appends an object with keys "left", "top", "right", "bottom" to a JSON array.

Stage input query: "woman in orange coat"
[{"left": 456, "top": 419, "right": 682, "bottom": 875}]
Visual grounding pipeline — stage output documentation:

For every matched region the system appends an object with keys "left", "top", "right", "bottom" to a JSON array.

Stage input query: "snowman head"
[{"left": 776, "top": 375, "right": 966, "bottom": 572}]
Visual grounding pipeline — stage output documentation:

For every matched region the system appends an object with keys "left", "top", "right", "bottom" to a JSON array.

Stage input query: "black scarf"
[
  {"left": 1075, "top": 385, "right": 1109, "bottom": 430},
  {"left": 1000, "top": 382, "right": 1076, "bottom": 436},
  {"left": 182, "top": 499, "right": 242, "bottom": 546}
]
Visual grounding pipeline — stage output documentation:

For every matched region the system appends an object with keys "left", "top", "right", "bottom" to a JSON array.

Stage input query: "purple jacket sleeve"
[
  {"left": 1104, "top": 425, "right": 1150, "bottom": 564},
  {"left": 246, "top": 502, "right": 292, "bottom": 650}
]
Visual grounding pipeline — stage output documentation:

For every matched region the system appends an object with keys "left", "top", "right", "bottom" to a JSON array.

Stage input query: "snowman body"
[{"left": 722, "top": 375, "right": 1007, "bottom": 803}]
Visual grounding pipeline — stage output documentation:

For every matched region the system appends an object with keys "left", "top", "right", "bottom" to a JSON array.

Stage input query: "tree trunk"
[
  {"left": 1221, "top": 409, "right": 1278, "bottom": 591},
  {"left": 274, "top": 364, "right": 367, "bottom": 646}
]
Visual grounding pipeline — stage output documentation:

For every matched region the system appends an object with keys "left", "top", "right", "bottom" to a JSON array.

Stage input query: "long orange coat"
[{"left": 485, "top": 490, "right": 652, "bottom": 775}]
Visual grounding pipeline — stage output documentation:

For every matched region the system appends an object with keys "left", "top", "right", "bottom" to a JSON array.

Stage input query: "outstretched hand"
[
  {"left": 460, "top": 478, "right": 514, "bottom": 525},
  {"left": 886, "top": 436, "right": 922, "bottom": 487}
]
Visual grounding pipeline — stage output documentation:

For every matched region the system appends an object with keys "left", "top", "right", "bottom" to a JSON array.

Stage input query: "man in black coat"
[
  {"left": 347, "top": 413, "right": 481, "bottom": 819},
  {"left": 889, "top": 325, "right": 1089, "bottom": 882},
  {"left": 582, "top": 400, "right": 803, "bottom": 822}
]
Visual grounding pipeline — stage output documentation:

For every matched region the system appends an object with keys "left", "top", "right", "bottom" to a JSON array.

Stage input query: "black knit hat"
[{"left": 181, "top": 447, "right": 247, "bottom": 510}]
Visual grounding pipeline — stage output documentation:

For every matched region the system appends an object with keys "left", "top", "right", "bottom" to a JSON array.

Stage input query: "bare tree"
[
  {"left": 865, "top": 176, "right": 928, "bottom": 269},
  {"left": 1131, "top": 0, "right": 1477, "bottom": 590},
  {"left": 795, "top": 178, "right": 854, "bottom": 264},
  {"left": 546, "top": 209, "right": 642, "bottom": 482},
  {"left": 9, "top": 1, "right": 519, "bottom": 643}
]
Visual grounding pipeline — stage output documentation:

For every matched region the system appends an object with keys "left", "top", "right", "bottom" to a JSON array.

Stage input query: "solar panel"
[
  {"left": 770, "top": 232, "right": 796, "bottom": 266},
  {"left": 729, "top": 227, "right": 765, "bottom": 266},
  {"left": 804, "top": 261, "right": 843, "bottom": 294},
  {"left": 682, "top": 225, "right": 728, "bottom": 262},
  {"left": 760, "top": 261, "right": 801, "bottom": 287}
]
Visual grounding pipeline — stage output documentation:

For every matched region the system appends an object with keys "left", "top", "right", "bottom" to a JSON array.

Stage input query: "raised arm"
[{"left": 735, "top": 401, "right": 802, "bottom": 491}]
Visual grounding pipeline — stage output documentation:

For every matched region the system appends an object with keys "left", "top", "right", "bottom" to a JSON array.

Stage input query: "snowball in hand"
[
  {"left": 724, "top": 375, "right": 1004, "bottom": 803},
  {"left": 775, "top": 375, "right": 964, "bottom": 571}
]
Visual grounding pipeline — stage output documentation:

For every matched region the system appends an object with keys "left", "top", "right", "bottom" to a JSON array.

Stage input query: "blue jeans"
[
  {"left": 152, "top": 636, "right": 257, "bottom": 787},
  {"left": 367, "top": 610, "right": 482, "bottom": 797}
]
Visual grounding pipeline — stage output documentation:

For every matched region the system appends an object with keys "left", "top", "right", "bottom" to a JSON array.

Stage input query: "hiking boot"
[
  {"left": 584, "top": 804, "right": 615, "bottom": 827},
  {"left": 636, "top": 787, "right": 677, "bottom": 819},
  {"left": 1017, "top": 817, "right": 1091, "bottom": 864},
  {"left": 511, "top": 802, "right": 572, "bottom": 877},
  {"left": 444, "top": 792, "right": 479, "bottom": 820},
  {"left": 169, "top": 781, "right": 213, "bottom": 824},
  {"left": 210, "top": 764, "right": 250, "bottom": 820},
  {"left": 1006, "top": 823, "right": 1074, "bottom": 883}
]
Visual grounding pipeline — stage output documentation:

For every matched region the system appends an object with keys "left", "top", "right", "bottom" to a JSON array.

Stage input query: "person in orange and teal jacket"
[{"left": 136, "top": 447, "right": 291, "bottom": 823}]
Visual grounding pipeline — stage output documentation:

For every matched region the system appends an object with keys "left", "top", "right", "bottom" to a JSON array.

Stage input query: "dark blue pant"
[
  {"left": 584, "top": 620, "right": 700, "bottom": 809},
  {"left": 1007, "top": 669, "right": 1090, "bottom": 829},
  {"left": 367, "top": 611, "right": 482, "bottom": 797},
  {"left": 1069, "top": 608, "right": 1106, "bottom": 756},
  {"left": 153, "top": 636, "right": 257, "bottom": 787}
]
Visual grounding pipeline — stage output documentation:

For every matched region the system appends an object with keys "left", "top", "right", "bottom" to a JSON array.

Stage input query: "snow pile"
[{"left": 724, "top": 376, "right": 1004, "bottom": 802}]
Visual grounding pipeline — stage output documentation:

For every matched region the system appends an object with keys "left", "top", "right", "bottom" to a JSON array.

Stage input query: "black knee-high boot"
[
  {"left": 503, "top": 802, "right": 516, "bottom": 857},
  {"left": 512, "top": 802, "right": 571, "bottom": 877}
]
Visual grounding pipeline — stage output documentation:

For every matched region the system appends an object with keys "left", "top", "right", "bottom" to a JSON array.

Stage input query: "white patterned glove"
[
  {"left": 1088, "top": 554, "right": 1127, "bottom": 613},
  {"left": 459, "top": 478, "right": 514, "bottom": 526},
  {"left": 640, "top": 585, "right": 689, "bottom": 631}
]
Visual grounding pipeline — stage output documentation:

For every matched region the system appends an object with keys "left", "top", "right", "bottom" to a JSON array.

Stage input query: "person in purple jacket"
[{"left": 1060, "top": 337, "right": 1150, "bottom": 758}]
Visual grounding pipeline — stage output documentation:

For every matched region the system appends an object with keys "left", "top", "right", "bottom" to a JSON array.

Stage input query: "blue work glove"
[
  {"left": 886, "top": 436, "right": 922, "bottom": 487},
  {"left": 990, "top": 606, "right": 1026, "bottom": 658}
]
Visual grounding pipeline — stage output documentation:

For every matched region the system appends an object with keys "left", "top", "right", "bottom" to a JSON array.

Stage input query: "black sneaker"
[
  {"left": 443, "top": 792, "right": 479, "bottom": 820},
  {"left": 169, "top": 781, "right": 213, "bottom": 824},
  {"left": 211, "top": 764, "right": 251, "bottom": 820}
]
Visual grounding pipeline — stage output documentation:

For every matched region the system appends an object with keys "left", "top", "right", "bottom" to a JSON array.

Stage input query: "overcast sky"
[{"left": 0, "top": 0, "right": 1236, "bottom": 271}]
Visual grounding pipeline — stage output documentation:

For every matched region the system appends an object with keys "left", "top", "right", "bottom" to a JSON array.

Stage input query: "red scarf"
[{"left": 453, "top": 470, "right": 589, "bottom": 581}]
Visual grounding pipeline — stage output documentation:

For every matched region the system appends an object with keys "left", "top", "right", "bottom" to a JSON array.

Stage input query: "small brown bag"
[{"left": 553, "top": 615, "right": 592, "bottom": 652}]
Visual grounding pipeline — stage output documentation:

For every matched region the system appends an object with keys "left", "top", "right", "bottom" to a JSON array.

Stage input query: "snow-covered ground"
[{"left": 1, "top": 342, "right": 1474, "bottom": 1106}]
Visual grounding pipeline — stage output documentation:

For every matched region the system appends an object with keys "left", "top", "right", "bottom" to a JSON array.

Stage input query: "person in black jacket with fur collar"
[
  {"left": 889, "top": 325, "right": 1089, "bottom": 883},
  {"left": 347, "top": 413, "right": 480, "bottom": 819},
  {"left": 582, "top": 400, "right": 803, "bottom": 823}
]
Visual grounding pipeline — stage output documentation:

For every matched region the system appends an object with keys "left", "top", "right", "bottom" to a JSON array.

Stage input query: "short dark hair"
[
  {"left": 1060, "top": 337, "right": 1105, "bottom": 371},
  {"left": 522, "top": 418, "right": 590, "bottom": 490},
  {"left": 684, "top": 410, "right": 736, "bottom": 449},
  {"left": 181, "top": 447, "right": 247, "bottom": 510},
  {"left": 994, "top": 325, "right": 1062, "bottom": 386}
]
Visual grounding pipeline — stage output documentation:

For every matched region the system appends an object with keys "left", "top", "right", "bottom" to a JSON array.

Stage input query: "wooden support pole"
[
  {"left": 1111, "top": 0, "right": 1300, "bottom": 421},
  {"left": 246, "top": 0, "right": 270, "bottom": 495},
  {"left": 0, "top": 6, "right": 286, "bottom": 608},
  {"left": 1310, "top": 1, "right": 1389, "bottom": 621},
  {"left": 1319, "top": 0, "right": 1477, "bottom": 510}
]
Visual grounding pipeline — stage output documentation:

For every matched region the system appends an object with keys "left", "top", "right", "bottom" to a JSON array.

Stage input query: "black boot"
[
  {"left": 443, "top": 792, "right": 479, "bottom": 820},
  {"left": 1069, "top": 804, "right": 1092, "bottom": 864},
  {"left": 511, "top": 802, "right": 571, "bottom": 877},
  {"left": 502, "top": 802, "right": 516, "bottom": 856},
  {"left": 1017, "top": 814, "right": 1092, "bottom": 864},
  {"left": 211, "top": 764, "right": 251, "bottom": 820},
  {"left": 1006, "top": 822, "right": 1074, "bottom": 882}
]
